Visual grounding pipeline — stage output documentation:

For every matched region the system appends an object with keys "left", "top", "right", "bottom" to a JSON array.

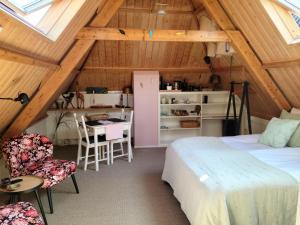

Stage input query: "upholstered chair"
[
  {"left": 1, "top": 133, "right": 79, "bottom": 214},
  {"left": 0, "top": 202, "right": 45, "bottom": 225}
]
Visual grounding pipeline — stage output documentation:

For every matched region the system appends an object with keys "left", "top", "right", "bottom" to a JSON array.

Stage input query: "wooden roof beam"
[
  {"left": 83, "top": 65, "right": 243, "bottom": 73},
  {"left": 77, "top": 28, "right": 230, "bottom": 42},
  {"left": 263, "top": 59, "right": 300, "bottom": 69},
  {"left": 0, "top": 47, "right": 59, "bottom": 70},
  {"left": 118, "top": 7, "right": 194, "bottom": 15},
  {"left": 4, "top": 0, "right": 124, "bottom": 137},
  {"left": 201, "top": 0, "right": 291, "bottom": 111}
]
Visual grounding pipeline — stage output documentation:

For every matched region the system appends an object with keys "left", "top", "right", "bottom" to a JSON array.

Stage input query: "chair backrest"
[
  {"left": 129, "top": 110, "right": 134, "bottom": 126},
  {"left": 1, "top": 133, "right": 53, "bottom": 177},
  {"left": 120, "top": 108, "right": 125, "bottom": 120},
  {"left": 105, "top": 124, "right": 124, "bottom": 141},
  {"left": 80, "top": 115, "right": 91, "bottom": 145},
  {"left": 73, "top": 113, "right": 82, "bottom": 140}
]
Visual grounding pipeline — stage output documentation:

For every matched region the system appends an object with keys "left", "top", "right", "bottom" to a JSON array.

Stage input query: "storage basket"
[{"left": 180, "top": 120, "right": 200, "bottom": 128}]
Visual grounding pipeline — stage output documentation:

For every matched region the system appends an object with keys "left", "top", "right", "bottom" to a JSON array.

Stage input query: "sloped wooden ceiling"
[
  {"left": 217, "top": 0, "right": 300, "bottom": 111},
  {"left": 0, "top": 0, "right": 102, "bottom": 134},
  {"left": 74, "top": 0, "right": 242, "bottom": 89},
  {"left": 1, "top": 0, "right": 299, "bottom": 135},
  {"left": 73, "top": 0, "right": 279, "bottom": 119}
]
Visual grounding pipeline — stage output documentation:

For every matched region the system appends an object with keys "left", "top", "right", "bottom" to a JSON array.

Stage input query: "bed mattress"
[{"left": 162, "top": 135, "right": 300, "bottom": 225}]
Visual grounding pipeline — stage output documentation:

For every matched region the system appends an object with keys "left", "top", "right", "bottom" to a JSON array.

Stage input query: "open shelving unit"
[{"left": 158, "top": 91, "right": 240, "bottom": 146}]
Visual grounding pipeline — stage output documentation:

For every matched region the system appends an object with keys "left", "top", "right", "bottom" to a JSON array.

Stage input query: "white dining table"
[{"left": 86, "top": 120, "right": 132, "bottom": 171}]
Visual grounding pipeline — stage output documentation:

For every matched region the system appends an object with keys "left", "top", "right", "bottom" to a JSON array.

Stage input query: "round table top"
[{"left": 0, "top": 176, "right": 43, "bottom": 194}]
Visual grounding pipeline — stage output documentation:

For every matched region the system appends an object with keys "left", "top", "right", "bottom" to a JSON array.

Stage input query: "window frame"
[
  {"left": 0, "top": 0, "right": 54, "bottom": 15},
  {"left": 261, "top": 0, "right": 300, "bottom": 44},
  {"left": 0, "top": 0, "right": 85, "bottom": 42}
]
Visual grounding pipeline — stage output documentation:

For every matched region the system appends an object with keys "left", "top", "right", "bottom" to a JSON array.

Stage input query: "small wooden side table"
[{"left": 0, "top": 175, "right": 48, "bottom": 225}]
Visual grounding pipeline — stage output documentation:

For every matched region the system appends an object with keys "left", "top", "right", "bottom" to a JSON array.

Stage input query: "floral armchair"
[
  {"left": 1, "top": 133, "right": 79, "bottom": 214},
  {"left": 0, "top": 202, "right": 45, "bottom": 225}
]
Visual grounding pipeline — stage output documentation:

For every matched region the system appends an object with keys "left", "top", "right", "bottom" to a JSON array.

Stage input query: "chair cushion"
[
  {"left": 1, "top": 133, "right": 53, "bottom": 177},
  {"left": 82, "top": 135, "right": 107, "bottom": 143},
  {"left": 30, "top": 159, "right": 77, "bottom": 188},
  {"left": 0, "top": 202, "right": 44, "bottom": 225}
]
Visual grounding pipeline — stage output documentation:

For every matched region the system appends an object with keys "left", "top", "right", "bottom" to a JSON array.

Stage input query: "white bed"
[{"left": 162, "top": 135, "right": 300, "bottom": 225}]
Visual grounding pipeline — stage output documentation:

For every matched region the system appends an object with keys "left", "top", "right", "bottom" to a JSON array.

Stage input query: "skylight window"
[
  {"left": 0, "top": 0, "right": 86, "bottom": 41},
  {"left": 261, "top": 0, "right": 300, "bottom": 44},
  {"left": 277, "top": 0, "right": 300, "bottom": 13},
  {"left": 2, "top": 0, "right": 53, "bottom": 15}
]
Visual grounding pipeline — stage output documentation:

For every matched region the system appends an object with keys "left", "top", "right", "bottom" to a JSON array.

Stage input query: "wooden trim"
[
  {"left": 0, "top": 47, "right": 59, "bottom": 70},
  {"left": 263, "top": 59, "right": 300, "bottom": 69},
  {"left": 201, "top": 0, "right": 291, "bottom": 110},
  {"left": 77, "top": 28, "right": 230, "bottom": 42},
  {"left": 4, "top": 0, "right": 124, "bottom": 137},
  {"left": 83, "top": 66, "right": 243, "bottom": 73}
]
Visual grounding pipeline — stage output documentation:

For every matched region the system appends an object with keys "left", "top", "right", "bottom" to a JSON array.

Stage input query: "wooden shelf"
[
  {"left": 159, "top": 90, "right": 232, "bottom": 146},
  {"left": 48, "top": 107, "right": 133, "bottom": 112},
  {"left": 160, "top": 127, "right": 201, "bottom": 131},
  {"left": 160, "top": 103, "right": 201, "bottom": 106},
  {"left": 161, "top": 115, "right": 201, "bottom": 119}
]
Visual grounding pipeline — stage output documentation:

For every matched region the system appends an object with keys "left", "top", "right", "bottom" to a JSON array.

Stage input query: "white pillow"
[
  {"left": 258, "top": 117, "right": 300, "bottom": 148},
  {"left": 291, "top": 108, "right": 300, "bottom": 114}
]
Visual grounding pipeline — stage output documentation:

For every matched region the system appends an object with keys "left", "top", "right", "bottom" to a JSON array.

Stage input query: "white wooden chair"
[
  {"left": 73, "top": 113, "right": 110, "bottom": 170},
  {"left": 109, "top": 110, "right": 134, "bottom": 164}
]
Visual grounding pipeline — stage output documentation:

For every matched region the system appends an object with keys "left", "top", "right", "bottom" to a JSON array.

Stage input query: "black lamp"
[{"left": 0, "top": 92, "right": 30, "bottom": 105}]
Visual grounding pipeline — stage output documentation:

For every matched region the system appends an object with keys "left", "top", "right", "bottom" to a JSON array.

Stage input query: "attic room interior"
[{"left": 1, "top": 0, "right": 300, "bottom": 224}]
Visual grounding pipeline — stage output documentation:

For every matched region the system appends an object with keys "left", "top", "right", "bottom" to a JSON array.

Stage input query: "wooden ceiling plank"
[
  {"left": 227, "top": 31, "right": 290, "bottom": 110},
  {"left": 77, "top": 28, "right": 230, "bottom": 42},
  {"left": 4, "top": 0, "right": 124, "bottom": 137},
  {"left": 200, "top": 0, "right": 235, "bottom": 30},
  {"left": 91, "top": 0, "right": 124, "bottom": 27},
  {"left": 201, "top": 0, "right": 291, "bottom": 111},
  {"left": 0, "top": 47, "right": 59, "bottom": 70}
]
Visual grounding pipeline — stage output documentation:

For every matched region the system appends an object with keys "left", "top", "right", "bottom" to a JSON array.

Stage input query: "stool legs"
[
  {"left": 34, "top": 190, "right": 48, "bottom": 225},
  {"left": 46, "top": 188, "right": 53, "bottom": 214},
  {"left": 71, "top": 174, "right": 80, "bottom": 194}
]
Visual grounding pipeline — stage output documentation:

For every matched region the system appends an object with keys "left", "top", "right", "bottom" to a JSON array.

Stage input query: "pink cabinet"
[{"left": 133, "top": 71, "right": 159, "bottom": 147}]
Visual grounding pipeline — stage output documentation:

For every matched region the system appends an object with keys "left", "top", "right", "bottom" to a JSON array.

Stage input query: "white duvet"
[{"left": 162, "top": 135, "right": 300, "bottom": 225}]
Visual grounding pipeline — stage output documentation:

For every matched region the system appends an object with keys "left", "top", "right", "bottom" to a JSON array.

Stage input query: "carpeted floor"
[{"left": 0, "top": 146, "right": 190, "bottom": 225}]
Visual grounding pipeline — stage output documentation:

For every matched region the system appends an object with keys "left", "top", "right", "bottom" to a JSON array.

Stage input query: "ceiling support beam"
[
  {"left": 92, "top": 0, "right": 124, "bottom": 27},
  {"left": 0, "top": 47, "right": 59, "bottom": 70},
  {"left": 4, "top": 0, "right": 124, "bottom": 137},
  {"left": 77, "top": 28, "right": 230, "bottom": 42},
  {"left": 4, "top": 40, "right": 94, "bottom": 137},
  {"left": 263, "top": 59, "right": 300, "bottom": 69},
  {"left": 118, "top": 7, "right": 194, "bottom": 15},
  {"left": 83, "top": 65, "right": 243, "bottom": 73},
  {"left": 201, "top": 0, "right": 291, "bottom": 111}
]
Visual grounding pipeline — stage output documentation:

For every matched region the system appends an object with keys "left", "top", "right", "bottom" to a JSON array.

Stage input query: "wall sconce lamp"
[{"left": 0, "top": 92, "right": 30, "bottom": 105}]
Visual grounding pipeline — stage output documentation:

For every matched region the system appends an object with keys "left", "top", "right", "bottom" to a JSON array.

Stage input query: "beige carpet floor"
[{"left": 0, "top": 146, "right": 190, "bottom": 225}]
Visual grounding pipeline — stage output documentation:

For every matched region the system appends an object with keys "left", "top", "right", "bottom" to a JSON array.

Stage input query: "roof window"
[
  {"left": 0, "top": 0, "right": 85, "bottom": 41},
  {"left": 261, "top": 0, "right": 300, "bottom": 44}
]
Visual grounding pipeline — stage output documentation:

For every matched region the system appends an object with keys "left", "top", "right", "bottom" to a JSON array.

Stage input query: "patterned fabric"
[
  {"left": 0, "top": 202, "right": 44, "bottom": 225},
  {"left": 1, "top": 133, "right": 77, "bottom": 188}
]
